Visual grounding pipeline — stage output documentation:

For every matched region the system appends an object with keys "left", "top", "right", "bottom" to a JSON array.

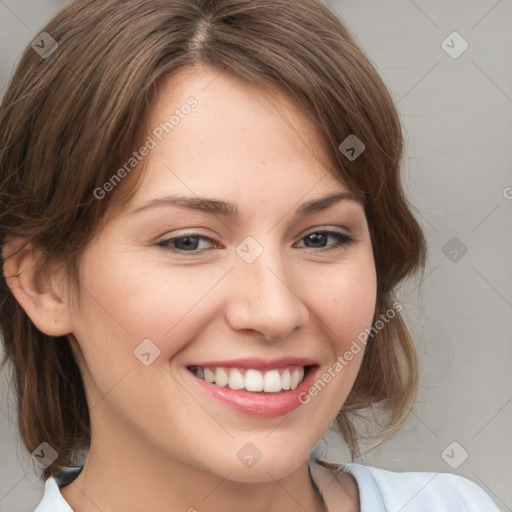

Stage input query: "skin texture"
[{"left": 4, "top": 66, "right": 376, "bottom": 511}]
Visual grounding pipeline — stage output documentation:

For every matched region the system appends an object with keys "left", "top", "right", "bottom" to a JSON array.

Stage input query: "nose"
[{"left": 224, "top": 244, "right": 309, "bottom": 341}]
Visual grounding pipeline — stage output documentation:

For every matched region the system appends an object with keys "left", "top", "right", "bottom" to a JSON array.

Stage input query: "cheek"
[
  {"left": 72, "top": 249, "right": 229, "bottom": 370},
  {"left": 297, "top": 263, "right": 376, "bottom": 419},
  {"left": 309, "top": 257, "right": 377, "bottom": 350},
  {"left": 77, "top": 249, "right": 168, "bottom": 333}
]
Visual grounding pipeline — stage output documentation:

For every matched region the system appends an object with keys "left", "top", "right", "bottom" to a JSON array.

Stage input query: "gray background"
[{"left": 0, "top": 0, "right": 511, "bottom": 510}]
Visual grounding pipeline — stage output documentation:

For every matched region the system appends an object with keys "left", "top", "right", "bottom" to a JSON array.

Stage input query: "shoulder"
[{"left": 342, "top": 463, "right": 500, "bottom": 512}]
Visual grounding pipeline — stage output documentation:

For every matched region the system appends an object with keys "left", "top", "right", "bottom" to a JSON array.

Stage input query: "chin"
[{"left": 202, "top": 446, "right": 310, "bottom": 483}]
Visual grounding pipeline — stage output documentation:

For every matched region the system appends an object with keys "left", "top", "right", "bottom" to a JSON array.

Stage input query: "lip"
[
  {"left": 186, "top": 356, "right": 318, "bottom": 370},
  {"left": 186, "top": 363, "right": 319, "bottom": 418}
]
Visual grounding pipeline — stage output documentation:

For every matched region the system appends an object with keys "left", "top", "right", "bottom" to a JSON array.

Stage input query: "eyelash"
[{"left": 155, "top": 230, "right": 355, "bottom": 255}]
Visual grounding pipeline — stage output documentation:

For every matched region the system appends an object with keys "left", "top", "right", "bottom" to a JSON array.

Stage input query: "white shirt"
[{"left": 34, "top": 463, "right": 500, "bottom": 511}]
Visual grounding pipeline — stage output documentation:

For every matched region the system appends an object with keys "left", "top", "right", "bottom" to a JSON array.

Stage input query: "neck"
[{"left": 60, "top": 415, "right": 326, "bottom": 512}]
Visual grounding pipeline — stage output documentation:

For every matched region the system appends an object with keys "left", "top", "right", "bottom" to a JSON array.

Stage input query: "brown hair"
[{"left": 0, "top": 0, "right": 426, "bottom": 480}]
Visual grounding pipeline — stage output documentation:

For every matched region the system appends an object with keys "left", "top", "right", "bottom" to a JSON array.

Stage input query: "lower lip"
[{"left": 188, "top": 366, "right": 319, "bottom": 418}]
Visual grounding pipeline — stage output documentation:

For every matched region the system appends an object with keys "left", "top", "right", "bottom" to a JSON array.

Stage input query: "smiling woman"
[{"left": 0, "top": 1, "right": 500, "bottom": 512}]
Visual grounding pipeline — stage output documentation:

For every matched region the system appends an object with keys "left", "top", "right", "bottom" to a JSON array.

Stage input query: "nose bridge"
[{"left": 227, "top": 235, "right": 307, "bottom": 339}]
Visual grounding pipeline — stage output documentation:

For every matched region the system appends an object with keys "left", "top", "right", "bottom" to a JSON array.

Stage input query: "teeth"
[
  {"left": 192, "top": 365, "right": 307, "bottom": 393},
  {"left": 245, "top": 369, "right": 263, "bottom": 391},
  {"left": 228, "top": 368, "right": 245, "bottom": 390},
  {"left": 263, "top": 370, "right": 281, "bottom": 392},
  {"left": 215, "top": 368, "right": 229, "bottom": 387},
  {"left": 281, "top": 369, "right": 291, "bottom": 390},
  {"left": 291, "top": 367, "right": 304, "bottom": 390},
  {"left": 204, "top": 368, "right": 215, "bottom": 383}
]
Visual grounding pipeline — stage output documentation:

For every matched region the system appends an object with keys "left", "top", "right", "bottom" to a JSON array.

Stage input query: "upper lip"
[{"left": 187, "top": 357, "right": 318, "bottom": 371}]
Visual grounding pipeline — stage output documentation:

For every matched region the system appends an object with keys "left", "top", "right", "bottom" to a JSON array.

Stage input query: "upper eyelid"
[
  {"left": 301, "top": 226, "right": 351, "bottom": 236},
  {"left": 158, "top": 226, "right": 351, "bottom": 240}
]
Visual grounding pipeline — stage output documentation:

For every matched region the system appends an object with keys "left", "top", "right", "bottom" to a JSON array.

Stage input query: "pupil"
[
  {"left": 306, "top": 233, "right": 326, "bottom": 248},
  {"left": 176, "top": 236, "right": 198, "bottom": 250}
]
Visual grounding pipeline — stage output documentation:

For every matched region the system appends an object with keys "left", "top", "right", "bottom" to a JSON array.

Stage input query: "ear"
[{"left": 2, "top": 237, "right": 74, "bottom": 337}]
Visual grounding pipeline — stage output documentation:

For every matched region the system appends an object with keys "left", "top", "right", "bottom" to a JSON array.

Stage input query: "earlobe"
[{"left": 2, "top": 237, "right": 74, "bottom": 337}]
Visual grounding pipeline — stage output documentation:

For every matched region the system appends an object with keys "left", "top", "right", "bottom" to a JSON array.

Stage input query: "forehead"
[{"left": 128, "top": 66, "right": 349, "bottom": 205}]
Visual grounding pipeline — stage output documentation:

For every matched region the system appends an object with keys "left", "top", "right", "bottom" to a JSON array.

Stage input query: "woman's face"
[{"left": 67, "top": 65, "right": 377, "bottom": 482}]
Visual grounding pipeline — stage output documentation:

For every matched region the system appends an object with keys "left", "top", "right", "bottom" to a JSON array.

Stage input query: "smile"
[{"left": 188, "top": 365, "right": 307, "bottom": 393}]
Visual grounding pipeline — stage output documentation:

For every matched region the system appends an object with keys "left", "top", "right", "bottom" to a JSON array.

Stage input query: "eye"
[
  {"left": 156, "top": 234, "right": 216, "bottom": 254},
  {"left": 296, "top": 230, "right": 355, "bottom": 251},
  {"left": 155, "top": 229, "right": 355, "bottom": 255}
]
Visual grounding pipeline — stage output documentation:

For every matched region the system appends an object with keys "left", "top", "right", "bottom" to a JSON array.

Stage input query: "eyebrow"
[{"left": 128, "top": 191, "right": 362, "bottom": 218}]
